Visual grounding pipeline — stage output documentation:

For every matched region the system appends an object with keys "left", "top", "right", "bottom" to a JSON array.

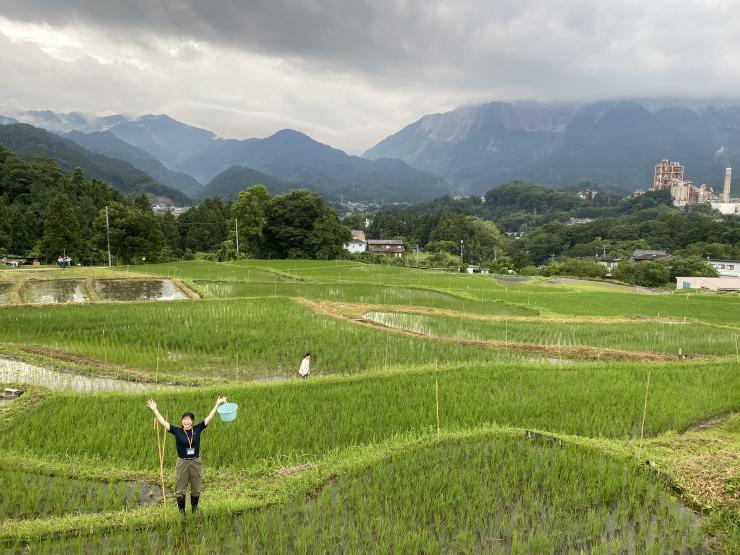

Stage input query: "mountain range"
[
  {"left": 3, "top": 111, "right": 450, "bottom": 204},
  {"left": 3, "top": 99, "right": 740, "bottom": 205},
  {"left": 0, "top": 124, "right": 191, "bottom": 205},
  {"left": 365, "top": 100, "right": 740, "bottom": 193}
]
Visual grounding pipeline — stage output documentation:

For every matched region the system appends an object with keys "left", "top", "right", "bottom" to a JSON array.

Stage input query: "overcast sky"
[{"left": 1, "top": 0, "right": 738, "bottom": 153}]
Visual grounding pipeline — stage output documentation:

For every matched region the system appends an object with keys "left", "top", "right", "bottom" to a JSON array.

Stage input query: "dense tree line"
[
  {"left": 359, "top": 181, "right": 737, "bottom": 285},
  {"left": 365, "top": 182, "right": 739, "bottom": 264},
  {"left": 0, "top": 148, "right": 351, "bottom": 264},
  {"left": 176, "top": 186, "right": 351, "bottom": 260}
]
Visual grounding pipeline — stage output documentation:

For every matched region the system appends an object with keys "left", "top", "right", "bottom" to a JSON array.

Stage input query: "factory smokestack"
[{"left": 723, "top": 168, "right": 732, "bottom": 202}]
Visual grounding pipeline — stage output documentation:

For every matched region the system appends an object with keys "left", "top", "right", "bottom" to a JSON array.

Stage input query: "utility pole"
[
  {"left": 105, "top": 206, "right": 112, "bottom": 268},
  {"left": 416, "top": 244, "right": 420, "bottom": 267},
  {"left": 235, "top": 218, "right": 239, "bottom": 258},
  {"left": 460, "top": 239, "right": 464, "bottom": 266}
]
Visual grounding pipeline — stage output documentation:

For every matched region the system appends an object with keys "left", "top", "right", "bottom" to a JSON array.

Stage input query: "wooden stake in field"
[
  {"left": 639, "top": 371, "right": 651, "bottom": 453},
  {"left": 435, "top": 360, "right": 441, "bottom": 440},
  {"left": 153, "top": 414, "right": 168, "bottom": 515},
  {"left": 155, "top": 340, "right": 160, "bottom": 384},
  {"left": 384, "top": 333, "right": 389, "bottom": 370}
]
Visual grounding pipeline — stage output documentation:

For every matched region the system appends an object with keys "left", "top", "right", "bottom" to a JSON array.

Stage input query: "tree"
[
  {"left": 232, "top": 185, "right": 270, "bottom": 257},
  {"left": 40, "top": 193, "right": 81, "bottom": 261},
  {"left": 179, "top": 198, "right": 229, "bottom": 254},
  {"left": 265, "top": 189, "right": 350, "bottom": 259},
  {"left": 546, "top": 258, "right": 607, "bottom": 279},
  {"left": 95, "top": 201, "right": 164, "bottom": 264},
  {"left": 160, "top": 210, "right": 180, "bottom": 256},
  {"left": 310, "top": 212, "right": 352, "bottom": 260},
  {"left": 668, "top": 256, "right": 718, "bottom": 281}
]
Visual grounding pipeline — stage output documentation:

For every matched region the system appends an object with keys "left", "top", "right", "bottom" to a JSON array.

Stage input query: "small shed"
[{"left": 676, "top": 277, "right": 740, "bottom": 291}]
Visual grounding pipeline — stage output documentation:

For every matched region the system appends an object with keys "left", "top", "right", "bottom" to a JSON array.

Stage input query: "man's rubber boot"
[
  {"left": 191, "top": 495, "right": 199, "bottom": 514},
  {"left": 177, "top": 494, "right": 187, "bottom": 523}
]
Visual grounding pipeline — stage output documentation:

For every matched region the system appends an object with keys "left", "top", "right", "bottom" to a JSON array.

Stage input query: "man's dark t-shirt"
[{"left": 168, "top": 421, "right": 207, "bottom": 459}]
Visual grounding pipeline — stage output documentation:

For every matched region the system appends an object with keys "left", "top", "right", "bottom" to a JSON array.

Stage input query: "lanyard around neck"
[{"left": 184, "top": 427, "right": 194, "bottom": 449}]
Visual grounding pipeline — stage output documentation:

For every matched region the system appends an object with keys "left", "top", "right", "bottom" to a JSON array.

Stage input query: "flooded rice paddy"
[
  {"left": 0, "top": 279, "right": 188, "bottom": 306},
  {"left": 94, "top": 279, "right": 187, "bottom": 302},
  {"left": 27, "top": 279, "right": 87, "bottom": 304},
  {"left": 0, "top": 358, "right": 177, "bottom": 393}
]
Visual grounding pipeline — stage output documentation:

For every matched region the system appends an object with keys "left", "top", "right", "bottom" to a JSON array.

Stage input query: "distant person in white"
[{"left": 298, "top": 352, "right": 312, "bottom": 378}]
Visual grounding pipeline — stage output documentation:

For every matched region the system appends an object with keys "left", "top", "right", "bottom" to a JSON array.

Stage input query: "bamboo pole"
[
  {"left": 384, "top": 333, "right": 389, "bottom": 370},
  {"left": 639, "top": 371, "right": 651, "bottom": 452},
  {"left": 435, "top": 360, "right": 440, "bottom": 440},
  {"left": 154, "top": 415, "right": 167, "bottom": 514}
]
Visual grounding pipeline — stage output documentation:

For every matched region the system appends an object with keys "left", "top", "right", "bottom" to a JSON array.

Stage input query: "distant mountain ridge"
[
  {"left": 2, "top": 110, "right": 451, "bottom": 203},
  {"left": 365, "top": 99, "right": 740, "bottom": 193},
  {"left": 8, "top": 100, "right": 740, "bottom": 202},
  {"left": 199, "top": 165, "right": 298, "bottom": 200},
  {"left": 65, "top": 130, "right": 203, "bottom": 198},
  {"left": 0, "top": 124, "right": 191, "bottom": 205},
  {"left": 176, "top": 129, "right": 452, "bottom": 203}
]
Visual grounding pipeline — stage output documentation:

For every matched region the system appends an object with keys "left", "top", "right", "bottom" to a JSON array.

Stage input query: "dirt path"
[
  {"left": 295, "top": 298, "right": 693, "bottom": 326},
  {"left": 295, "top": 298, "right": 696, "bottom": 363}
]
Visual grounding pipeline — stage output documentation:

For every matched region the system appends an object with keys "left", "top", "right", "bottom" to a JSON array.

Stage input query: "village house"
[
  {"left": 466, "top": 265, "right": 490, "bottom": 274},
  {"left": 366, "top": 239, "right": 405, "bottom": 258},
  {"left": 593, "top": 256, "right": 622, "bottom": 276},
  {"left": 707, "top": 258, "right": 740, "bottom": 277},
  {"left": 630, "top": 249, "right": 671, "bottom": 263},
  {"left": 344, "top": 230, "right": 367, "bottom": 254}
]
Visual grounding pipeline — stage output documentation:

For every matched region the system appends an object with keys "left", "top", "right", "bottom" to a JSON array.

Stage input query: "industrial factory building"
[{"left": 652, "top": 160, "right": 739, "bottom": 213}]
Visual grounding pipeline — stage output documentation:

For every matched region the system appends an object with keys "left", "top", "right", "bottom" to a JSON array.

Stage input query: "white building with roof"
[
  {"left": 707, "top": 259, "right": 740, "bottom": 277},
  {"left": 344, "top": 230, "right": 367, "bottom": 253}
]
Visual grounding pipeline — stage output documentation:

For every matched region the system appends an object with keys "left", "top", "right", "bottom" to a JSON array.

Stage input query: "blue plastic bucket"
[{"left": 217, "top": 402, "right": 238, "bottom": 423}]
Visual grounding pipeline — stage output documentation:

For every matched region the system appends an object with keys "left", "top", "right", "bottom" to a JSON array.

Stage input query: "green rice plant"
[
  {"left": 134, "top": 260, "right": 739, "bottom": 326},
  {"left": 0, "top": 282, "right": 13, "bottom": 305},
  {"left": 119, "top": 261, "right": 298, "bottom": 283},
  {"left": 0, "top": 298, "right": 530, "bottom": 380},
  {"left": 365, "top": 311, "right": 739, "bottom": 356},
  {"left": 0, "top": 470, "right": 153, "bottom": 519},
  {"left": 22, "top": 435, "right": 705, "bottom": 554},
  {"left": 196, "top": 281, "right": 534, "bottom": 315},
  {"left": 2, "top": 360, "right": 736, "bottom": 473}
]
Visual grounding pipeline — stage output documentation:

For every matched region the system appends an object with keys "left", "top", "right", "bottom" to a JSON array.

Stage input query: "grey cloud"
[
  {"left": 2, "top": 0, "right": 739, "bottom": 96},
  {"left": 2, "top": 1, "right": 740, "bottom": 152}
]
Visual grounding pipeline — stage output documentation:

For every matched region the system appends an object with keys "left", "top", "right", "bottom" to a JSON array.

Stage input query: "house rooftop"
[{"left": 366, "top": 239, "right": 404, "bottom": 245}]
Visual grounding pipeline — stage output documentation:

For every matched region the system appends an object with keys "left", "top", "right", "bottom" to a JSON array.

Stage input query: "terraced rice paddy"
[
  {"left": 0, "top": 470, "right": 158, "bottom": 520},
  {"left": 0, "top": 273, "right": 191, "bottom": 306},
  {"left": 196, "top": 280, "right": 535, "bottom": 316},
  {"left": 364, "top": 310, "right": 738, "bottom": 356},
  {"left": 17, "top": 435, "right": 707, "bottom": 554},
  {"left": 26, "top": 280, "right": 88, "bottom": 304},
  {"left": 94, "top": 279, "right": 188, "bottom": 302},
  {"left": 0, "top": 282, "right": 11, "bottom": 305},
  {"left": 0, "top": 260, "right": 738, "bottom": 553}
]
